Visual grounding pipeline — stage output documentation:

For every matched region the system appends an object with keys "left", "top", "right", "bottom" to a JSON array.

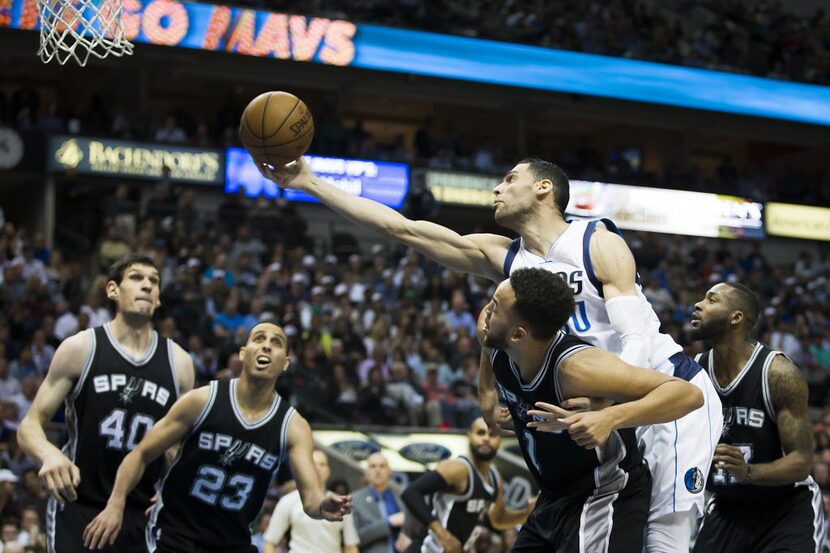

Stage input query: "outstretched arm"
[
  {"left": 83, "top": 386, "right": 211, "bottom": 549},
  {"left": 529, "top": 348, "right": 702, "bottom": 448},
  {"left": 714, "top": 355, "right": 813, "bottom": 485},
  {"left": 259, "top": 160, "right": 510, "bottom": 280},
  {"left": 287, "top": 413, "right": 352, "bottom": 521},
  {"left": 590, "top": 228, "right": 651, "bottom": 368},
  {"left": 18, "top": 331, "right": 88, "bottom": 503}
]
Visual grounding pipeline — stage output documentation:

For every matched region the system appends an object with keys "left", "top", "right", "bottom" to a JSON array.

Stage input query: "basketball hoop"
[{"left": 37, "top": 0, "right": 133, "bottom": 66}]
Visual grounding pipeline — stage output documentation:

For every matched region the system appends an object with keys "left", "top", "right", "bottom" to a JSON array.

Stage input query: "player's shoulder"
[
  {"left": 767, "top": 352, "right": 808, "bottom": 400},
  {"left": 168, "top": 340, "right": 196, "bottom": 392},
  {"left": 50, "top": 328, "right": 94, "bottom": 378}
]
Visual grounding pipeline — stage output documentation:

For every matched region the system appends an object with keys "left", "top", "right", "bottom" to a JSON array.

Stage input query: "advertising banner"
[
  {"left": 47, "top": 134, "right": 223, "bottom": 183},
  {"left": 566, "top": 180, "right": 764, "bottom": 239},
  {"left": 313, "top": 429, "right": 535, "bottom": 509},
  {"left": 765, "top": 202, "right": 830, "bottom": 241},
  {"left": 4, "top": 0, "right": 830, "bottom": 125},
  {"left": 225, "top": 148, "right": 409, "bottom": 208}
]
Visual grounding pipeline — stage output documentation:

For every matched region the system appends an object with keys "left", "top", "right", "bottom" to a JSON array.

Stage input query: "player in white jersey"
[{"left": 257, "top": 157, "right": 723, "bottom": 552}]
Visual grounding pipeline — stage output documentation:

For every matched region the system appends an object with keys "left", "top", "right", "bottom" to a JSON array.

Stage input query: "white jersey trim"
[{"left": 708, "top": 343, "right": 763, "bottom": 395}]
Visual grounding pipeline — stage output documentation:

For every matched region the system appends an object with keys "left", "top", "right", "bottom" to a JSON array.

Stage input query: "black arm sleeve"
[{"left": 401, "top": 471, "right": 449, "bottom": 526}]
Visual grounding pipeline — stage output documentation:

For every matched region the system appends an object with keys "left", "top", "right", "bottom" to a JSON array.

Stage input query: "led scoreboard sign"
[
  {"left": 3, "top": 0, "right": 356, "bottom": 65},
  {"left": 3, "top": 0, "right": 828, "bottom": 124}
]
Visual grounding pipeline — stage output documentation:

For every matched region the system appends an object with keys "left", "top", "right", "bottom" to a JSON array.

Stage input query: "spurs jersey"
[
  {"left": 491, "top": 332, "right": 644, "bottom": 497},
  {"left": 503, "top": 218, "right": 681, "bottom": 373},
  {"left": 421, "top": 457, "right": 500, "bottom": 553},
  {"left": 696, "top": 344, "right": 816, "bottom": 502},
  {"left": 147, "top": 378, "right": 294, "bottom": 551},
  {"left": 63, "top": 324, "right": 179, "bottom": 507}
]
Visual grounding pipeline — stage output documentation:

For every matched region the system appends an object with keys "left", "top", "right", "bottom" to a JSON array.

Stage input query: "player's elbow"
[{"left": 679, "top": 381, "right": 704, "bottom": 414}]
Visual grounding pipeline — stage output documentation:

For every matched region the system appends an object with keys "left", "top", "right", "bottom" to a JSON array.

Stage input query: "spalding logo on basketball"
[{"left": 684, "top": 467, "right": 704, "bottom": 494}]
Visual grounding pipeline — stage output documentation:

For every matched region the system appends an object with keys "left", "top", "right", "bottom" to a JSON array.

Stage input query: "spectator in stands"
[
  {"left": 351, "top": 453, "right": 404, "bottom": 553},
  {"left": 154, "top": 113, "right": 186, "bottom": 143}
]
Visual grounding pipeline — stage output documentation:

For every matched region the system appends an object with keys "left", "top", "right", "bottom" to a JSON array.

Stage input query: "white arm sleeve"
[{"left": 605, "top": 294, "right": 651, "bottom": 368}]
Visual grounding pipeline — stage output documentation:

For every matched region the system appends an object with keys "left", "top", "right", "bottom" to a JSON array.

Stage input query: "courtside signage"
[
  {"left": 765, "top": 203, "right": 830, "bottom": 241},
  {"left": 224, "top": 148, "right": 409, "bottom": 208},
  {"left": 3, "top": 0, "right": 830, "bottom": 125},
  {"left": 47, "top": 135, "right": 223, "bottom": 183},
  {"left": 567, "top": 181, "right": 764, "bottom": 239},
  {"left": 425, "top": 170, "right": 498, "bottom": 207}
]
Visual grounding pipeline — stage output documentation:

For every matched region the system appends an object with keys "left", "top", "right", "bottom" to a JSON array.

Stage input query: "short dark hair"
[
  {"left": 518, "top": 157, "right": 570, "bottom": 216},
  {"left": 107, "top": 254, "right": 159, "bottom": 285},
  {"left": 247, "top": 320, "right": 284, "bottom": 340},
  {"left": 722, "top": 282, "right": 761, "bottom": 329},
  {"left": 509, "top": 268, "right": 574, "bottom": 340}
]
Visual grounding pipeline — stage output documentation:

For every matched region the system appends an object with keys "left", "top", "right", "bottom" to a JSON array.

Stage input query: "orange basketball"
[{"left": 239, "top": 91, "right": 315, "bottom": 167}]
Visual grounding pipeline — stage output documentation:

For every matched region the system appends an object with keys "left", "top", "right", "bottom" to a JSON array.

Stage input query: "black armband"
[{"left": 401, "top": 471, "right": 449, "bottom": 525}]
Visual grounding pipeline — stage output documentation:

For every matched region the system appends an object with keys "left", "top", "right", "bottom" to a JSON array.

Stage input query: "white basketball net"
[{"left": 37, "top": 0, "right": 133, "bottom": 66}]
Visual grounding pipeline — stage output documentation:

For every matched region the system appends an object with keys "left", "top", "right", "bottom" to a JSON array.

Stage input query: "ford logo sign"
[
  {"left": 330, "top": 440, "right": 381, "bottom": 461},
  {"left": 399, "top": 443, "right": 452, "bottom": 464}
]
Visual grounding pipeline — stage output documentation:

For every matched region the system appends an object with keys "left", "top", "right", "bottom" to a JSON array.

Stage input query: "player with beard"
[
  {"left": 479, "top": 268, "right": 703, "bottom": 552},
  {"left": 257, "top": 157, "right": 721, "bottom": 553},
  {"left": 18, "top": 254, "right": 195, "bottom": 553},
  {"left": 689, "top": 282, "right": 822, "bottom": 553},
  {"left": 400, "top": 417, "right": 534, "bottom": 553},
  {"left": 82, "top": 322, "right": 352, "bottom": 552}
]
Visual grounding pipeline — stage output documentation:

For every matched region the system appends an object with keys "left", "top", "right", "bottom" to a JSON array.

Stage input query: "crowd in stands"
[
  {"left": 259, "top": 0, "right": 830, "bottom": 85},
  {"left": 0, "top": 181, "right": 829, "bottom": 548},
  {"left": 2, "top": 81, "right": 829, "bottom": 208}
]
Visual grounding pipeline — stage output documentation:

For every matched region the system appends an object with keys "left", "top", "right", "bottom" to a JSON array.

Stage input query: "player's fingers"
[
  {"left": 43, "top": 472, "right": 63, "bottom": 502},
  {"left": 561, "top": 397, "right": 591, "bottom": 411},
  {"left": 70, "top": 463, "right": 81, "bottom": 487},
  {"left": 526, "top": 409, "right": 557, "bottom": 421},
  {"left": 533, "top": 402, "right": 570, "bottom": 417},
  {"left": 58, "top": 466, "right": 77, "bottom": 501},
  {"left": 715, "top": 443, "right": 741, "bottom": 456}
]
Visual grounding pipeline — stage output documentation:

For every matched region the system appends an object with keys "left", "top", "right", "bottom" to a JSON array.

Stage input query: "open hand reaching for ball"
[{"left": 257, "top": 158, "right": 314, "bottom": 192}]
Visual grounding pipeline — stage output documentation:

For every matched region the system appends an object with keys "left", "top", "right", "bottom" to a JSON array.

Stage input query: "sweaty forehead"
[
  {"left": 250, "top": 323, "right": 285, "bottom": 340},
  {"left": 493, "top": 280, "right": 514, "bottom": 303},
  {"left": 126, "top": 264, "right": 159, "bottom": 277}
]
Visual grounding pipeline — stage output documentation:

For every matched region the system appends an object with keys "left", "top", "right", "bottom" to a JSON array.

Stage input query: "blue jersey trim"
[
  {"left": 582, "top": 218, "right": 641, "bottom": 297},
  {"left": 503, "top": 237, "right": 521, "bottom": 277},
  {"left": 673, "top": 420, "right": 679, "bottom": 512},
  {"left": 669, "top": 352, "right": 703, "bottom": 382},
  {"left": 582, "top": 220, "right": 604, "bottom": 298}
]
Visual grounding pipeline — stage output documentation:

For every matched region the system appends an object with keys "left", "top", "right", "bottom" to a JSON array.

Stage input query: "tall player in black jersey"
[
  {"left": 689, "top": 282, "right": 822, "bottom": 553},
  {"left": 400, "top": 417, "right": 533, "bottom": 553},
  {"left": 18, "top": 255, "right": 195, "bottom": 553},
  {"left": 82, "top": 321, "right": 352, "bottom": 552},
  {"left": 478, "top": 268, "right": 703, "bottom": 552}
]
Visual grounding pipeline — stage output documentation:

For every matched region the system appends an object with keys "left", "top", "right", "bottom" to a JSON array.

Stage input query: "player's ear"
[
  {"left": 238, "top": 347, "right": 246, "bottom": 362},
  {"left": 105, "top": 279, "right": 119, "bottom": 301},
  {"left": 535, "top": 178, "right": 552, "bottom": 197},
  {"left": 511, "top": 325, "right": 527, "bottom": 343},
  {"left": 730, "top": 310, "right": 744, "bottom": 327},
  {"left": 282, "top": 355, "right": 291, "bottom": 371}
]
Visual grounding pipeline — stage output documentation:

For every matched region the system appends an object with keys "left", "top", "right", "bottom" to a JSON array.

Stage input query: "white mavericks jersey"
[{"left": 503, "top": 218, "right": 681, "bottom": 373}]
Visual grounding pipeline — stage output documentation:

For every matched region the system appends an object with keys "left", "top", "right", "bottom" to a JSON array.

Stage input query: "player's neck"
[
  {"left": 471, "top": 457, "right": 492, "bottom": 478},
  {"left": 108, "top": 314, "right": 154, "bottom": 355},
  {"left": 235, "top": 376, "right": 277, "bottom": 417},
  {"left": 510, "top": 335, "right": 558, "bottom": 384},
  {"left": 515, "top": 211, "right": 568, "bottom": 258},
  {"left": 712, "top": 335, "right": 755, "bottom": 383}
]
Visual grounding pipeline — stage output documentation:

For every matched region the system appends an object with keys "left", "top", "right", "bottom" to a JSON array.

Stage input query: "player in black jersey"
[
  {"left": 476, "top": 268, "right": 703, "bottom": 552},
  {"left": 18, "top": 254, "right": 195, "bottom": 553},
  {"left": 82, "top": 321, "right": 352, "bottom": 552},
  {"left": 400, "top": 417, "right": 534, "bottom": 553},
  {"left": 689, "top": 282, "right": 822, "bottom": 553}
]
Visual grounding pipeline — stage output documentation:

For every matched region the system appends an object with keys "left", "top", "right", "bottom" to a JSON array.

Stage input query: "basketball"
[{"left": 239, "top": 91, "right": 315, "bottom": 167}]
